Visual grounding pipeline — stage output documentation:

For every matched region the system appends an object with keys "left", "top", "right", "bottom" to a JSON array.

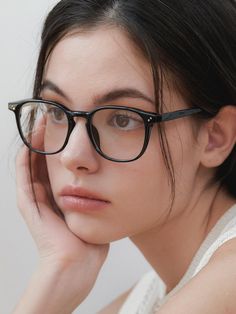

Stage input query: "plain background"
[{"left": 0, "top": 1, "right": 152, "bottom": 313}]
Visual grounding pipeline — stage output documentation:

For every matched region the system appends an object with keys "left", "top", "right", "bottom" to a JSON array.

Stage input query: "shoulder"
[
  {"left": 211, "top": 236, "right": 236, "bottom": 261},
  {"left": 194, "top": 237, "right": 236, "bottom": 312},
  {"left": 191, "top": 237, "right": 236, "bottom": 312},
  {"left": 158, "top": 237, "right": 236, "bottom": 314},
  {"left": 97, "top": 286, "right": 133, "bottom": 314}
]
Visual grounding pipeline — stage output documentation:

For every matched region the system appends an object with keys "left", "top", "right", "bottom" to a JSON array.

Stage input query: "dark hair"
[{"left": 33, "top": 0, "right": 236, "bottom": 200}]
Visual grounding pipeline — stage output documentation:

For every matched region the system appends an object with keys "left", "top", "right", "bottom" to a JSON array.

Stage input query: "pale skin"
[{"left": 13, "top": 26, "right": 236, "bottom": 314}]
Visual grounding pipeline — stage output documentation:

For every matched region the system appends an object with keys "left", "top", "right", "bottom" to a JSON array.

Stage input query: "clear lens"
[
  {"left": 91, "top": 108, "right": 146, "bottom": 160},
  {"left": 19, "top": 101, "right": 69, "bottom": 153}
]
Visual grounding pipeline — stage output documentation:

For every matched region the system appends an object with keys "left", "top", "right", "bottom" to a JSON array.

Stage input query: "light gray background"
[{"left": 0, "top": 1, "right": 151, "bottom": 313}]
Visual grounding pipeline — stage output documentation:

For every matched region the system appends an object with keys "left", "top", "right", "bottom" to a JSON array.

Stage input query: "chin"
[{"left": 64, "top": 212, "right": 123, "bottom": 245}]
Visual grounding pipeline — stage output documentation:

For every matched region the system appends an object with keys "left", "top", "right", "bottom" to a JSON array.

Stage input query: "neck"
[{"left": 130, "top": 185, "right": 236, "bottom": 293}]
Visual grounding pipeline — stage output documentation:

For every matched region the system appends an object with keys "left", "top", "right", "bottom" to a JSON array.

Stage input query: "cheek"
[
  {"left": 118, "top": 165, "right": 170, "bottom": 229},
  {"left": 97, "top": 151, "right": 172, "bottom": 240},
  {"left": 165, "top": 121, "right": 201, "bottom": 205},
  {"left": 45, "top": 156, "right": 61, "bottom": 195}
]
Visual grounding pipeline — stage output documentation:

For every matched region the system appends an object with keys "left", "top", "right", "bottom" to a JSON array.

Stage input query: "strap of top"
[{"left": 118, "top": 271, "right": 166, "bottom": 314}]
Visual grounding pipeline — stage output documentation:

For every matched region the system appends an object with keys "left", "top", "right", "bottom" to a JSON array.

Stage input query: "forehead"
[{"left": 43, "top": 26, "right": 154, "bottom": 102}]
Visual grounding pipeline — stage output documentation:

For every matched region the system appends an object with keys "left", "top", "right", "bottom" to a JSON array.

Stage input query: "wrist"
[{"left": 12, "top": 261, "right": 87, "bottom": 314}]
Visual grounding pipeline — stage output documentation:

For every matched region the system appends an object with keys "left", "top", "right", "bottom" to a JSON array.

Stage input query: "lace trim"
[{"left": 135, "top": 276, "right": 162, "bottom": 314}]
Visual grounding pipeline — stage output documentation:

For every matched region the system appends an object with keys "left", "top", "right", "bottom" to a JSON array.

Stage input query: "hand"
[{"left": 15, "top": 144, "right": 109, "bottom": 312}]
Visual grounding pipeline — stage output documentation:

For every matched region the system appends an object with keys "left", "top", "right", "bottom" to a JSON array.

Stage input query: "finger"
[
  {"left": 16, "top": 146, "right": 64, "bottom": 237},
  {"left": 30, "top": 151, "right": 64, "bottom": 219},
  {"left": 18, "top": 112, "right": 52, "bottom": 201},
  {"left": 25, "top": 110, "right": 46, "bottom": 153},
  {"left": 27, "top": 120, "right": 65, "bottom": 219},
  {"left": 27, "top": 116, "right": 48, "bottom": 181},
  {"left": 15, "top": 145, "right": 41, "bottom": 225}
]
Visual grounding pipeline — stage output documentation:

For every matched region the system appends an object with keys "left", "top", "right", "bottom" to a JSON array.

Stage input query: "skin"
[{"left": 14, "top": 26, "right": 236, "bottom": 313}]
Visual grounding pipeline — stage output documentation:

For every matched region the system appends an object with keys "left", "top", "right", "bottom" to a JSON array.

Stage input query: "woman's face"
[{"left": 42, "top": 27, "right": 201, "bottom": 244}]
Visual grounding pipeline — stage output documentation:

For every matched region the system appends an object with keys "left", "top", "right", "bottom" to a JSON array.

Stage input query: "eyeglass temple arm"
[{"left": 158, "top": 108, "right": 203, "bottom": 122}]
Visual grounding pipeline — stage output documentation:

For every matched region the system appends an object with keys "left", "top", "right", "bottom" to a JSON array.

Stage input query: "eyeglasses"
[{"left": 8, "top": 99, "right": 202, "bottom": 162}]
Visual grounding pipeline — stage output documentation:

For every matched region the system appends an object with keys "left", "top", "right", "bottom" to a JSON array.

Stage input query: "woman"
[{"left": 9, "top": 0, "right": 236, "bottom": 313}]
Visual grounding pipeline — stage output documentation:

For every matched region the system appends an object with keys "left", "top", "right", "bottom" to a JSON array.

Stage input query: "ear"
[{"left": 200, "top": 105, "right": 236, "bottom": 168}]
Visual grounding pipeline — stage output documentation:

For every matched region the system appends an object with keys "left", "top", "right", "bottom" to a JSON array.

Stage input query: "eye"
[
  {"left": 47, "top": 106, "right": 67, "bottom": 124},
  {"left": 108, "top": 110, "right": 143, "bottom": 131}
]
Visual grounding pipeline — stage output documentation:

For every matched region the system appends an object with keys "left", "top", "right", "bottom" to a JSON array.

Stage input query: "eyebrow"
[{"left": 40, "top": 79, "right": 155, "bottom": 106}]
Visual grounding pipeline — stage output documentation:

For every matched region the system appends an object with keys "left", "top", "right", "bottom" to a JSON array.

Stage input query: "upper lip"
[{"left": 59, "top": 185, "right": 110, "bottom": 203}]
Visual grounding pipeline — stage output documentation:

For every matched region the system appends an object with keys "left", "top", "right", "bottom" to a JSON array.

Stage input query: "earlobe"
[{"left": 201, "top": 105, "right": 236, "bottom": 168}]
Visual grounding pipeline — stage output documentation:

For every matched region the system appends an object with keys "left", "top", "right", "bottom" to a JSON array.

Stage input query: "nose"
[{"left": 60, "top": 119, "right": 100, "bottom": 173}]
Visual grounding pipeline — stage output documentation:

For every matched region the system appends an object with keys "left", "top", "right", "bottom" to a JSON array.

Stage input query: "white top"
[{"left": 118, "top": 204, "right": 236, "bottom": 314}]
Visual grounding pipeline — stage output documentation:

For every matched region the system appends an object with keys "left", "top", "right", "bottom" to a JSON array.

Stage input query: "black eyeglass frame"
[{"left": 8, "top": 98, "right": 203, "bottom": 162}]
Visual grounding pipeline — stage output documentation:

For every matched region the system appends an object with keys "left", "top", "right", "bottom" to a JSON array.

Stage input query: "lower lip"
[{"left": 59, "top": 196, "right": 110, "bottom": 212}]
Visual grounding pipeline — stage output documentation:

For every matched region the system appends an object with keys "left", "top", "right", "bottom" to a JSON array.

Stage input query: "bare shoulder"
[
  {"left": 157, "top": 238, "right": 236, "bottom": 314},
  {"left": 97, "top": 286, "right": 134, "bottom": 314},
  {"left": 210, "top": 237, "right": 236, "bottom": 262}
]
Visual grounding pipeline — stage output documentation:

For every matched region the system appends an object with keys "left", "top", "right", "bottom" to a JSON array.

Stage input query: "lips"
[
  {"left": 60, "top": 185, "right": 109, "bottom": 201},
  {"left": 59, "top": 185, "right": 110, "bottom": 212}
]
